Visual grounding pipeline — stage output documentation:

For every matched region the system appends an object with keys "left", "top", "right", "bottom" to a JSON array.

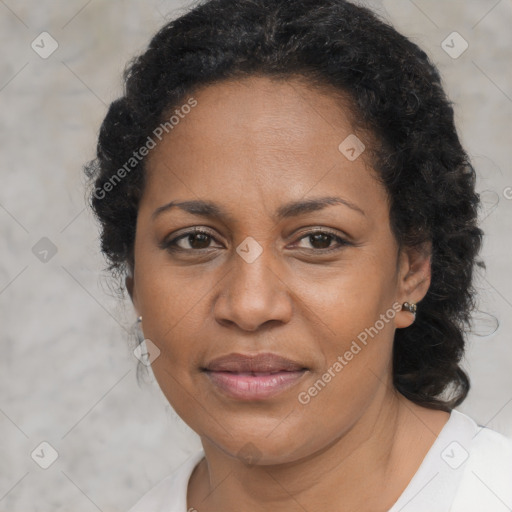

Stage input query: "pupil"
[
  {"left": 311, "top": 233, "right": 331, "bottom": 249},
  {"left": 190, "top": 233, "right": 210, "bottom": 249}
]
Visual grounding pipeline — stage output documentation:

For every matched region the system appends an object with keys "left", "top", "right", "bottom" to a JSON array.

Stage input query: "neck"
[{"left": 187, "top": 386, "right": 448, "bottom": 512}]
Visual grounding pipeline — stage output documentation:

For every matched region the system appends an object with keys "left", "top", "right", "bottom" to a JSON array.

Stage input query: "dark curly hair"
[{"left": 84, "top": 0, "right": 485, "bottom": 411}]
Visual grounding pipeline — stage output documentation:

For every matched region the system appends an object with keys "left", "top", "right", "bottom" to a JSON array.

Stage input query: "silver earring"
[
  {"left": 402, "top": 302, "right": 417, "bottom": 314},
  {"left": 137, "top": 316, "right": 142, "bottom": 323}
]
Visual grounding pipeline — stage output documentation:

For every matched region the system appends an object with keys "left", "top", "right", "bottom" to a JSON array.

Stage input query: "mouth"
[{"left": 201, "top": 353, "right": 309, "bottom": 401}]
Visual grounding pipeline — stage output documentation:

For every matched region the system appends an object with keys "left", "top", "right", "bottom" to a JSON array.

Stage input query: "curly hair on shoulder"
[{"left": 84, "top": 0, "right": 484, "bottom": 411}]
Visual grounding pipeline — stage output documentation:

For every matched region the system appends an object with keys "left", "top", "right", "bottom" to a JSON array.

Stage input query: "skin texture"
[{"left": 126, "top": 76, "right": 450, "bottom": 512}]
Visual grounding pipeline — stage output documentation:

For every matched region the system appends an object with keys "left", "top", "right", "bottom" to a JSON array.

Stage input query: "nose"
[{"left": 213, "top": 246, "right": 294, "bottom": 332}]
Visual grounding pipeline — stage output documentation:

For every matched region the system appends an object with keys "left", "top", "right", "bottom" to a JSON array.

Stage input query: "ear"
[{"left": 395, "top": 241, "right": 431, "bottom": 329}]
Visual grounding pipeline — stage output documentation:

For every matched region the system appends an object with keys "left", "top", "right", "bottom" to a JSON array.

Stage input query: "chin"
[{"left": 201, "top": 419, "right": 317, "bottom": 466}]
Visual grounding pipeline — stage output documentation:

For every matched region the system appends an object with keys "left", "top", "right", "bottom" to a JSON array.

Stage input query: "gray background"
[{"left": 0, "top": 1, "right": 511, "bottom": 510}]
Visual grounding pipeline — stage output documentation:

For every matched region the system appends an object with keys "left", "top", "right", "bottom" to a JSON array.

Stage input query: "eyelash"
[{"left": 161, "top": 227, "right": 351, "bottom": 254}]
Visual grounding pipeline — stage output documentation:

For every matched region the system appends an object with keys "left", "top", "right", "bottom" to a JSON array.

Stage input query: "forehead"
[
  {"left": 148, "top": 75, "right": 362, "bottom": 163},
  {"left": 141, "top": 75, "right": 385, "bottom": 221}
]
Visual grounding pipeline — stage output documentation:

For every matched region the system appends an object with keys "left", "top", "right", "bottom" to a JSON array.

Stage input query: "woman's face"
[{"left": 128, "top": 76, "right": 426, "bottom": 464}]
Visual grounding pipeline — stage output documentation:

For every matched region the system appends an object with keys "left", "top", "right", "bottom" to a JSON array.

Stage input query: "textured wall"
[{"left": 0, "top": 1, "right": 511, "bottom": 510}]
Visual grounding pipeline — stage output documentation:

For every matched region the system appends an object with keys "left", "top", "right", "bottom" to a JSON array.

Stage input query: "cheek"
[
  {"left": 292, "top": 317, "right": 396, "bottom": 457},
  {"left": 289, "top": 250, "right": 398, "bottom": 338},
  {"left": 134, "top": 254, "right": 219, "bottom": 351},
  {"left": 289, "top": 256, "right": 398, "bottom": 409}
]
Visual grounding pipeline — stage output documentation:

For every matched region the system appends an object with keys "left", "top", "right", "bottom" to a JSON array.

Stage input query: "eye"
[
  {"left": 292, "top": 229, "right": 351, "bottom": 253},
  {"left": 161, "top": 228, "right": 222, "bottom": 252}
]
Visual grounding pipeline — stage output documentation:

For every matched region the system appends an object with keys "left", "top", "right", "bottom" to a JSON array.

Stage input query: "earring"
[
  {"left": 135, "top": 316, "right": 144, "bottom": 344},
  {"left": 402, "top": 302, "right": 417, "bottom": 314}
]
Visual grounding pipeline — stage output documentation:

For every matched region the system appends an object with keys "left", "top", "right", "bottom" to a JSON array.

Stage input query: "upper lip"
[{"left": 203, "top": 353, "right": 307, "bottom": 373}]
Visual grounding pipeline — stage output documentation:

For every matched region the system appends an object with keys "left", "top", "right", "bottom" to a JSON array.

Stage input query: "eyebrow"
[{"left": 151, "top": 196, "right": 365, "bottom": 222}]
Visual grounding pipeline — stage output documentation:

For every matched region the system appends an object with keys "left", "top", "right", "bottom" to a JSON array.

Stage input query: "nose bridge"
[{"left": 231, "top": 237, "right": 281, "bottom": 302}]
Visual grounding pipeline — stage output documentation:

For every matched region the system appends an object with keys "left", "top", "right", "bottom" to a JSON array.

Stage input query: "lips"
[
  {"left": 202, "top": 353, "right": 308, "bottom": 400},
  {"left": 203, "top": 352, "right": 306, "bottom": 373}
]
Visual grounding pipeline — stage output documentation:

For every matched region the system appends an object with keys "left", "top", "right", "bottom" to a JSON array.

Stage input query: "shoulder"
[
  {"left": 450, "top": 410, "right": 512, "bottom": 512},
  {"left": 388, "top": 408, "right": 512, "bottom": 512},
  {"left": 128, "top": 450, "right": 205, "bottom": 512}
]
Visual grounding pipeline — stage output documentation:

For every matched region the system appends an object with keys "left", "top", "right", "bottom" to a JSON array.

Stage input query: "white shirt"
[{"left": 128, "top": 409, "right": 512, "bottom": 511}]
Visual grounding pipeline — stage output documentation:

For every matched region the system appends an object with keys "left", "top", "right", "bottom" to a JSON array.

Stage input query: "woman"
[{"left": 84, "top": 0, "right": 512, "bottom": 510}]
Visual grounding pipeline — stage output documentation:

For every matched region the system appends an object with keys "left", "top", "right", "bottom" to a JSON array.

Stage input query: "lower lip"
[{"left": 204, "top": 370, "right": 307, "bottom": 400}]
